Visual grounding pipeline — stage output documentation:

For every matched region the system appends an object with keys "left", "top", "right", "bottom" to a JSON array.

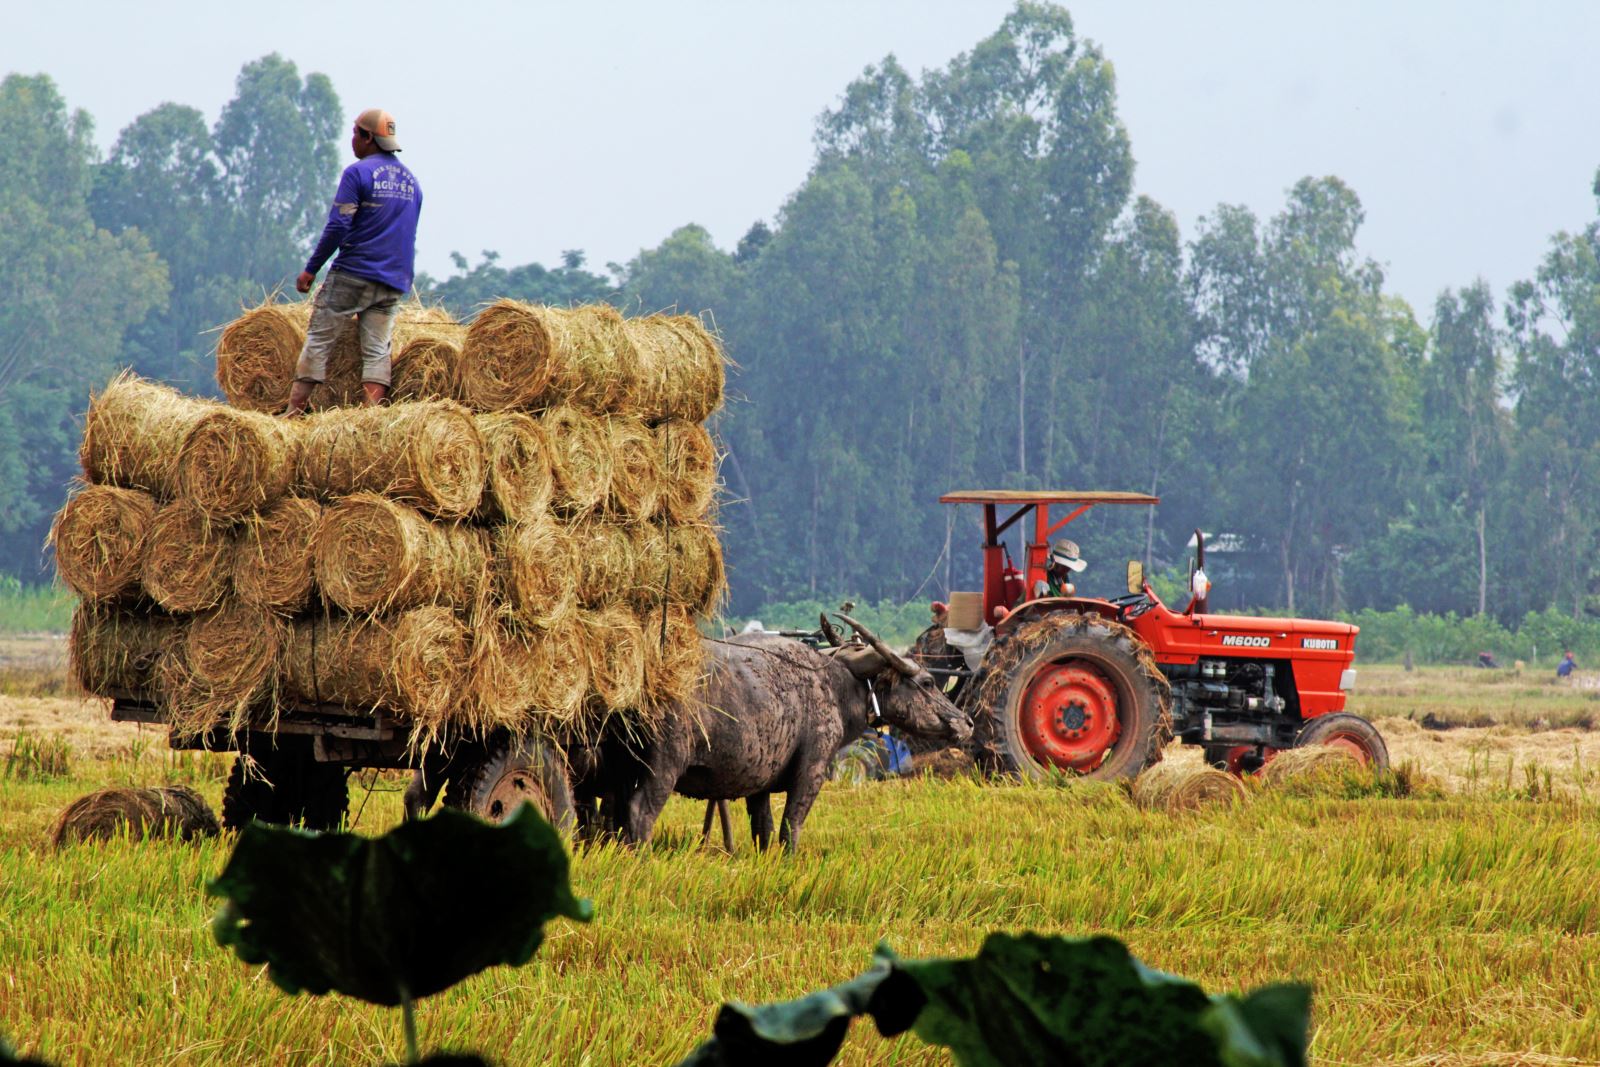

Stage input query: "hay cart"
[
  {"left": 942, "top": 490, "right": 1388, "bottom": 779},
  {"left": 108, "top": 692, "right": 576, "bottom": 832}
]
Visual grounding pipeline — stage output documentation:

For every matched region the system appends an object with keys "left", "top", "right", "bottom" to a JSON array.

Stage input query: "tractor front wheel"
[
  {"left": 985, "top": 615, "right": 1170, "bottom": 781},
  {"left": 1294, "top": 713, "right": 1389, "bottom": 770},
  {"left": 444, "top": 734, "right": 576, "bottom": 831}
]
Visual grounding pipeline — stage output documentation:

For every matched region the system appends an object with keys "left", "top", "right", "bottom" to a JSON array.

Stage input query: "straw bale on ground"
[
  {"left": 1132, "top": 761, "right": 1247, "bottom": 813},
  {"left": 476, "top": 412, "right": 554, "bottom": 522},
  {"left": 315, "top": 494, "right": 487, "bottom": 614},
  {"left": 215, "top": 301, "right": 363, "bottom": 412},
  {"left": 284, "top": 607, "right": 468, "bottom": 725},
  {"left": 541, "top": 405, "right": 611, "bottom": 516},
  {"left": 579, "top": 606, "right": 646, "bottom": 713},
  {"left": 79, "top": 375, "right": 214, "bottom": 497},
  {"left": 605, "top": 416, "right": 663, "bottom": 522},
  {"left": 233, "top": 497, "right": 321, "bottom": 613},
  {"left": 69, "top": 606, "right": 178, "bottom": 695},
  {"left": 52, "top": 785, "right": 219, "bottom": 847},
  {"left": 621, "top": 313, "right": 725, "bottom": 422},
  {"left": 140, "top": 499, "right": 234, "bottom": 613},
  {"left": 298, "top": 400, "right": 485, "bottom": 518},
  {"left": 176, "top": 407, "right": 299, "bottom": 519},
  {"left": 391, "top": 307, "right": 466, "bottom": 403},
  {"left": 495, "top": 520, "right": 577, "bottom": 630},
  {"left": 1259, "top": 744, "right": 1364, "bottom": 790},
  {"left": 655, "top": 419, "right": 718, "bottom": 523},
  {"left": 51, "top": 486, "right": 156, "bottom": 602}
]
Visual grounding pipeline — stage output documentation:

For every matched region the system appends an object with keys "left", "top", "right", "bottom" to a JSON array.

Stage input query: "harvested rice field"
[{"left": 2, "top": 665, "right": 1598, "bottom": 1065}]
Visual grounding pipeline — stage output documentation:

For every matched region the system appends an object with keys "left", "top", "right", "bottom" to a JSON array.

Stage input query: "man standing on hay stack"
[{"left": 284, "top": 107, "right": 422, "bottom": 415}]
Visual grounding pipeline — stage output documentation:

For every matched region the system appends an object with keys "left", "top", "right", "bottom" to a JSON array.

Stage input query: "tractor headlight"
[{"left": 1339, "top": 669, "right": 1357, "bottom": 691}]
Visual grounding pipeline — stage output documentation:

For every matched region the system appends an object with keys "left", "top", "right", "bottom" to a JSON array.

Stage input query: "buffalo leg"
[
  {"left": 622, "top": 765, "right": 680, "bottom": 846},
  {"left": 778, "top": 755, "right": 830, "bottom": 852},
  {"left": 402, "top": 749, "right": 451, "bottom": 822},
  {"left": 747, "top": 792, "right": 774, "bottom": 851}
]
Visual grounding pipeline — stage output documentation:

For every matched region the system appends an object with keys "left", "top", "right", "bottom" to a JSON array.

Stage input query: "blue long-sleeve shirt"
[{"left": 305, "top": 153, "right": 422, "bottom": 293}]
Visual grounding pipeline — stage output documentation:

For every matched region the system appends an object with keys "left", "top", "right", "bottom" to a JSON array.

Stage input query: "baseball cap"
[{"left": 355, "top": 108, "right": 401, "bottom": 152}]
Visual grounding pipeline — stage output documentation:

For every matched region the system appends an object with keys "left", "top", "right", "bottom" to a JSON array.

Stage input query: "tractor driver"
[{"left": 1033, "top": 538, "right": 1086, "bottom": 599}]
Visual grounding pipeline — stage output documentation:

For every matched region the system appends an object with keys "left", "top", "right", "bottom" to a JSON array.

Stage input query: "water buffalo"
[{"left": 612, "top": 614, "right": 972, "bottom": 850}]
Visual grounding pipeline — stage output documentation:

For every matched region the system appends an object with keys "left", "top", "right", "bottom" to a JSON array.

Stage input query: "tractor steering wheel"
[{"left": 1107, "top": 591, "right": 1154, "bottom": 620}]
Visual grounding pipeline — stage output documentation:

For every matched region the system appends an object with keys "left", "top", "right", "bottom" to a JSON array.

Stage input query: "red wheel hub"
[
  {"left": 1019, "top": 660, "right": 1122, "bottom": 772},
  {"left": 1316, "top": 731, "right": 1375, "bottom": 765}
]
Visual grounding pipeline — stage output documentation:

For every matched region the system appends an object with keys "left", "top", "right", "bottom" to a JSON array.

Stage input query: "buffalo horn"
[
  {"left": 817, "top": 613, "right": 844, "bottom": 648},
  {"left": 834, "top": 613, "right": 920, "bottom": 678}
]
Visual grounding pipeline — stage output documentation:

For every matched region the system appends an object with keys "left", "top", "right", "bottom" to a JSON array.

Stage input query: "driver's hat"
[{"left": 1049, "top": 538, "right": 1087, "bottom": 573}]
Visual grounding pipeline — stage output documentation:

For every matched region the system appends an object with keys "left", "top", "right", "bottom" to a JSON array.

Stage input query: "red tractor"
[{"left": 939, "top": 490, "right": 1387, "bottom": 779}]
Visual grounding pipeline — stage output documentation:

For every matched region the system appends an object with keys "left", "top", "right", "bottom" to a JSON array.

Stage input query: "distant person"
[
  {"left": 1033, "top": 539, "right": 1086, "bottom": 599},
  {"left": 1476, "top": 650, "right": 1499, "bottom": 670},
  {"left": 283, "top": 108, "right": 422, "bottom": 416},
  {"left": 911, "top": 601, "right": 965, "bottom": 698},
  {"left": 1557, "top": 651, "right": 1577, "bottom": 678}
]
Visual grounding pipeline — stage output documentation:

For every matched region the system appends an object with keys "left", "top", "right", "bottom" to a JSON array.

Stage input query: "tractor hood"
[{"left": 1191, "top": 613, "right": 1358, "bottom": 640}]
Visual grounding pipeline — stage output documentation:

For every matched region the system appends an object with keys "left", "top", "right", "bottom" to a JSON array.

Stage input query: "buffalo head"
[{"left": 834, "top": 614, "right": 972, "bottom": 745}]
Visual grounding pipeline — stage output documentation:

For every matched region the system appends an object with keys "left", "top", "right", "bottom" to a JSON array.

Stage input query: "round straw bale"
[
  {"left": 548, "top": 303, "right": 640, "bottom": 413},
  {"left": 541, "top": 405, "right": 612, "bottom": 516},
  {"left": 216, "top": 301, "right": 363, "bottom": 412},
  {"left": 155, "top": 642, "right": 261, "bottom": 741},
  {"left": 626, "top": 523, "right": 672, "bottom": 611},
  {"left": 605, "top": 416, "right": 663, "bottom": 522},
  {"left": 477, "top": 412, "right": 554, "bottom": 522},
  {"left": 140, "top": 499, "right": 234, "bottom": 613},
  {"left": 568, "top": 521, "right": 637, "bottom": 608},
  {"left": 315, "top": 494, "right": 488, "bottom": 614},
  {"left": 185, "top": 599, "right": 283, "bottom": 712},
  {"left": 639, "top": 606, "right": 704, "bottom": 707},
  {"left": 51, "top": 486, "right": 156, "bottom": 601},
  {"left": 526, "top": 624, "right": 589, "bottom": 726},
  {"left": 176, "top": 407, "right": 299, "bottom": 519},
  {"left": 1259, "top": 744, "right": 1365, "bottom": 790},
  {"left": 51, "top": 785, "right": 219, "bottom": 847},
  {"left": 79, "top": 374, "right": 214, "bottom": 496},
  {"left": 495, "top": 520, "right": 578, "bottom": 630},
  {"left": 655, "top": 419, "right": 718, "bottom": 523},
  {"left": 1131, "top": 762, "right": 1247, "bottom": 814},
  {"left": 465, "top": 617, "right": 540, "bottom": 732},
  {"left": 621, "top": 314, "right": 725, "bottom": 422},
  {"left": 284, "top": 607, "right": 469, "bottom": 724},
  {"left": 392, "top": 305, "right": 466, "bottom": 403},
  {"left": 69, "top": 605, "right": 179, "bottom": 695},
  {"left": 297, "top": 400, "right": 485, "bottom": 518},
  {"left": 578, "top": 605, "right": 646, "bottom": 713},
  {"left": 233, "top": 497, "right": 321, "bottom": 613},
  {"left": 459, "top": 299, "right": 556, "bottom": 410},
  {"left": 666, "top": 522, "right": 726, "bottom": 616}
]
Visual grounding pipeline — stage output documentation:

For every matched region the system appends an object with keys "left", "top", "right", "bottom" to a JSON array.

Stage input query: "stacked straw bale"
[{"left": 59, "top": 295, "right": 725, "bottom": 741}]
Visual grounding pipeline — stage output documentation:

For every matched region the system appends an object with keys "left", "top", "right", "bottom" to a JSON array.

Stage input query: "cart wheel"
[
  {"left": 830, "top": 739, "right": 884, "bottom": 784},
  {"left": 221, "top": 739, "right": 349, "bottom": 831},
  {"left": 445, "top": 735, "right": 576, "bottom": 831},
  {"left": 1295, "top": 713, "right": 1389, "bottom": 770}
]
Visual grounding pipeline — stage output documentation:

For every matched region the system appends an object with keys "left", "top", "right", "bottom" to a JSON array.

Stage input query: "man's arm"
[{"left": 299, "top": 166, "right": 363, "bottom": 290}]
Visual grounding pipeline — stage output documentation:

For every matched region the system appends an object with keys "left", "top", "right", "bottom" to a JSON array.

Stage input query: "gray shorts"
[{"left": 294, "top": 270, "right": 401, "bottom": 387}]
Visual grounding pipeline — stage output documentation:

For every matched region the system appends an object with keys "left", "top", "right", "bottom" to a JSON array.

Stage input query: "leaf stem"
[{"left": 401, "top": 985, "right": 419, "bottom": 1064}]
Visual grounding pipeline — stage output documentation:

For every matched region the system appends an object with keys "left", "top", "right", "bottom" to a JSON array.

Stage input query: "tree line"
[{"left": 3, "top": 3, "right": 1598, "bottom": 624}]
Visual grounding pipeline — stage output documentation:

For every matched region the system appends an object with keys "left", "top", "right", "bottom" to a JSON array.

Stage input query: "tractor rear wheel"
[
  {"left": 444, "top": 734, "right": 576, "bottom": 831},
  {"left": 1294, "top": 713, "right": 1389, "bottom": 770},
  {"left": 982, "top": 614, "right": 1171, "bottom": 781},
  {"left": 221, "top": 739, "right": 349, "bottom": 832}
]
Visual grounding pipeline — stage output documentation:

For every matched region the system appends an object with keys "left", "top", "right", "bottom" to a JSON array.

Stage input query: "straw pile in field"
[
  {"left": 1259, "top": 745, "right": 1365, "bottom": 791},
  {"left": 52, "top": 785, "right": 219, "bottom": 847},
  {"left": 1131, "top": 762, "right": 1247, "bottom": 814},
  {"left": 59, "top": 292, "right": 724, "bottom": 739}
]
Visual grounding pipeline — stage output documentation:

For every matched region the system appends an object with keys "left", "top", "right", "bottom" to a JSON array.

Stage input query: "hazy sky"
[{"left": 7, "top": 1, "right": 1598, "bottom": 318}]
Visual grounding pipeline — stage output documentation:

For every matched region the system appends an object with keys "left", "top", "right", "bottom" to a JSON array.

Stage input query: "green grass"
[
  {"left": 3, "top": 757, "right": 1599, "bottom": 1064},
  {"left": 0, "top": 584, "right": 74, "bottom": 634}
]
